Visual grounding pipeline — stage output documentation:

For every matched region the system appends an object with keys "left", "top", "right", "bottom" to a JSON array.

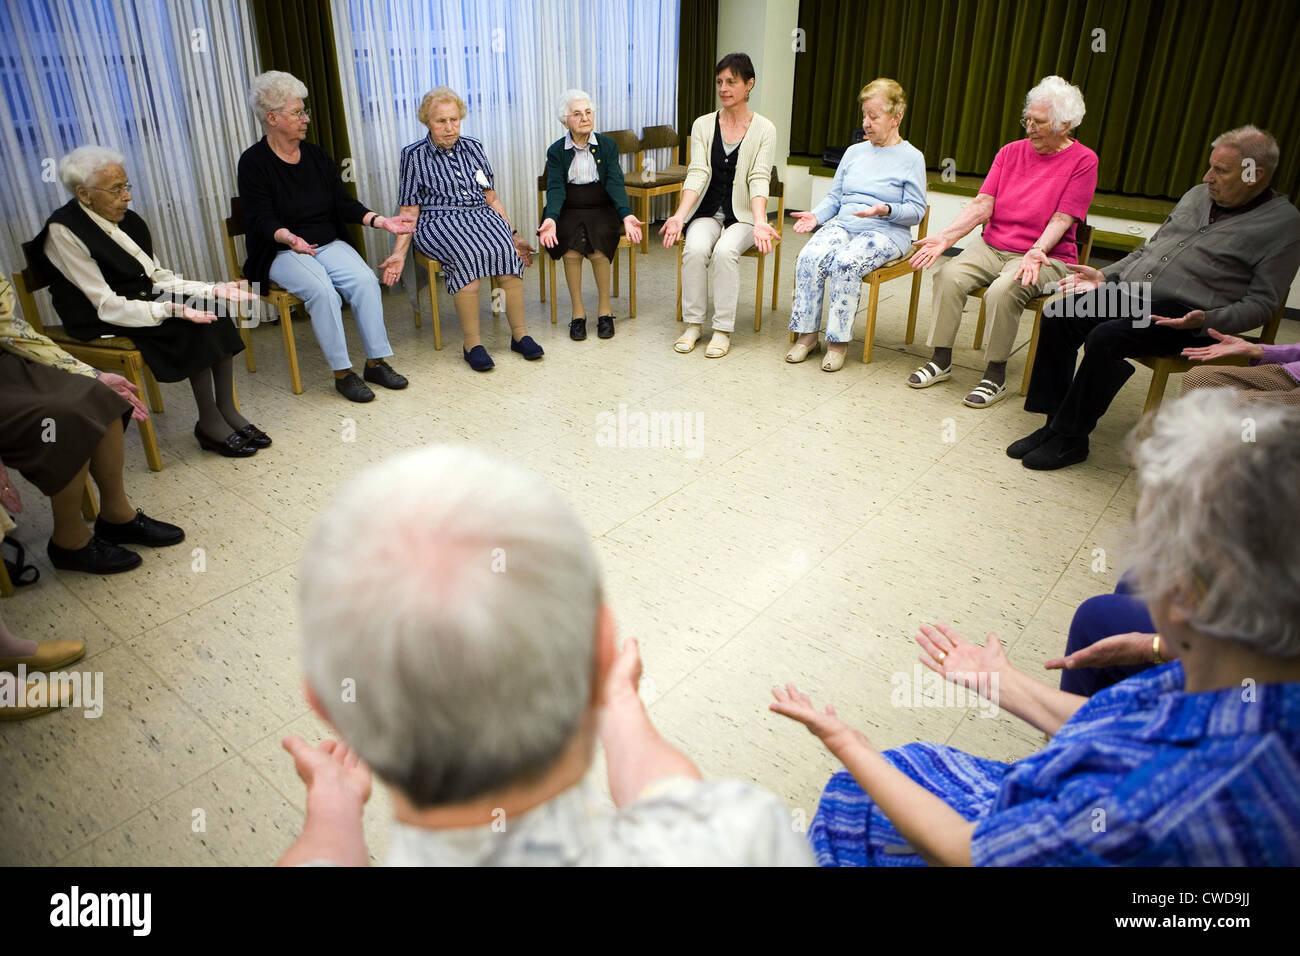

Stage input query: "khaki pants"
[
  {"left": 682, "top": 216, "right": 756, "bottom": 333},
  {"left": 925, "top": 236, "right": 1069, "bottom": 363}
]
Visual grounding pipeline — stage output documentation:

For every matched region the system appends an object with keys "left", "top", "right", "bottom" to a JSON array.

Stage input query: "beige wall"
[{"left": 716, "top": 0, "right": 798, "bottom": 171}]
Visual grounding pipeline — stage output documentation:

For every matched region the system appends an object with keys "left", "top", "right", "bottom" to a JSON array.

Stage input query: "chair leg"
[
  {"left": 239, "top": 316, "right": 256, "bottom": 372},
  {"left": 973, "top": 299, "right": 987, "bottom": 351},
  {"left": 612, "top": 247, "right": 620, "bottom": 299},
  {"left": 754, "top": 255, "right": 765, "bottom": 332},
  {"left": 1021, "top": 304, "right": 1045, "bottom": 396},
  {"left": 279, "top": 302, "right": 303, "bottom": 394},
  {"left": 1143, "top": 365, "right": 1170, "bottom": 416},
  {"left": 771, "top": 244, "right": 780, "bottom": 311},
  {"left": 539, "top": 246, "right": 546, "bottom": 301},
  {"left": 676, "top": 242, "right": 683, "bottom": 322},
  {"left": 126, "top": 355, "right": 164, "bottom": 472},
  {"left": 629, "top": 243, "right": 636, "bottom": 318},
  {"left": 863, "top": 280, "right": 881, "bottom": 364},
  {"left": 905, "top": 271, "right": 922, "bottom": 344},
  {"left": 0, "top": 554, "right": 11, "bottom": 597},
  {"left": 143, "top": 368, "right": 165, "bottom": 414},
  {"left": 640, "top": 195, "right": 650, "bottom": 254},
  {"left": 549, "top": 257, "right": 557, "bottom": 326},
  {"left": 81, "top": 478, "right": 98, "bottom": 521},
  {"left": 490, "top": 276, "right": 501, "bottom": 314}
]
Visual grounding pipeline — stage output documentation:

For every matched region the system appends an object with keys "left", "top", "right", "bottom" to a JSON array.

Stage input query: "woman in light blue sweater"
[{"left": 787, "top": 78, "right": 927, "bottom": 371}]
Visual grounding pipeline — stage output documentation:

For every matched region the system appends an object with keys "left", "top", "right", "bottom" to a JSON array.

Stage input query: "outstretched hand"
[
  {"left": 1044, "top": 631, "right": 1158, "bottom": 671},
  {"left": 769, "top": 683, "right": 871, "bottom": 755},
  {"left": 1180, "top": 328, "right": 1262, "bottom": 362},
  {"left": 914, "top": 622, "right": 1008, "bottom": 698},
  {"left": 282, "top": 734, "right": 372, "bottom": 806}
]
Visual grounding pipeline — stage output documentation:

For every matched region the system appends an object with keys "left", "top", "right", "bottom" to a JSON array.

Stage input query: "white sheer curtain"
[
  {"left": 0, "top": 0, "right": 261, "bottom": 308},
  {"left": 332, "top": 0, "right": 679, "bottom": 265}
]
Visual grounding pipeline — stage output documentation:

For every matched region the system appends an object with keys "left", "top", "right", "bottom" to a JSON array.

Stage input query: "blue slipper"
[
  {"left": 510, "top": 335, "right": 544, "bottom": 360},
  {"left": 463, "top": 345, "right": 494, "bottom": 371}
]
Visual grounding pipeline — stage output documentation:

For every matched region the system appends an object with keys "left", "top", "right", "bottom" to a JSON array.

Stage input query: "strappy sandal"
[
  {"left": 2, "top": 535, "right": 40, "bottom": 587},
  {"left": 705, "top": 331, "right": 731, "bottom": 359},
  {"left": 963, "top": 379, "right": 1009, "bottom": 408},
  {"left": 907, "top": 361, "right": 952, "bottom": 388},
  {"left": 674, "top": 327, "right": 702, "bottom": 353}
]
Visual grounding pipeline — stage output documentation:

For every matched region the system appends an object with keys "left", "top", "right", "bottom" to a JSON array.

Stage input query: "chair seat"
[
  {"left": 626, "top": 167, "right": 687, "bottom": 188},
  {"left": 44, "top": 327, "right": 138, "bottom": 351}
]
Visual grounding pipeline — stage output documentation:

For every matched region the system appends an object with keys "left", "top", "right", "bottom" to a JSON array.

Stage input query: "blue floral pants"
[{"left": 789, "top": 224, "right": 905, "bottom": 342}]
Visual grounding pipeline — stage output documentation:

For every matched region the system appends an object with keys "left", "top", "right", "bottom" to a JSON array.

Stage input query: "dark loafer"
[
  {"left": 335, "top": 372, "right": 376, "bottom": 402},
  {"left": 47, "top": 535, "right": 142, "bottom": 575},
  {"left": 1006, "top": 425, "right": 1054, "bottom": 460},
  {"left": 1022, "top": 434, "right": 1090, "bottom": 471},
  {"left": 195, "top": 423, "right": 256, "bottom": 457},
  {"left": 464, "top": 345, "right": 495, "bottom": 371},
  {"left": 597, "top": 315, "right": 615, "bottom": 339},
  {"left": 238, "top": 424, "right": 272, "bottom": 448},
  {"left": 363, "top": 359, "right": 408, "bottom": 390},
  {"left": 510, "top": 335, "right": 544, "bottom": 360},
  {"left": 569, "top": 318, "right": 587, "bottom": 341},
  {"left": 94, "top": 508, "right": 185, "bottom": 548}
]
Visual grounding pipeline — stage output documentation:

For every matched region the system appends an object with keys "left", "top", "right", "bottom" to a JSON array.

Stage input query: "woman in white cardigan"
[{"left": 660, "top": 53, "right": 778, "bottom": 358}]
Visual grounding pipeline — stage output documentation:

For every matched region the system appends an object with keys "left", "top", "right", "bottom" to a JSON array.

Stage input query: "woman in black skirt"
[
  {"left": 35, "top": 146, "right": 269, "bottom": 457},
  {"left": 538, "top": 91, "right": 642, "bottom": 341}
]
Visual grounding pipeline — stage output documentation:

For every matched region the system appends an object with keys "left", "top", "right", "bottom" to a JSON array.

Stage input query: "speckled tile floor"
[{"left": 3, "top": 231, "right": 1294, "bottom": 865}]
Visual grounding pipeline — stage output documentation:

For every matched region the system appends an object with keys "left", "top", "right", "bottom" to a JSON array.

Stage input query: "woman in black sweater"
[{"left": 238, "top": 71, "right": 414, "bottom": 403}]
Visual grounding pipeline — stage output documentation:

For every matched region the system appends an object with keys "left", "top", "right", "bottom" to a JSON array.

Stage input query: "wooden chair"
[
  {"left": 11, "top": 247, "right": 165, "bottom": 472},
  {"left": 967, "top": 223, "right": 1096, "bottom": 395},
  {"left": 616, "top": 127, "right": 689, "bottom": 254},
  {"left": 860, "top": 206, "right": 931, "bottom": 363},
  {"left": 536, "top": 173, "right": 637, "bottom": 326},
  {"left": 222, "top": 197, "right": 306, "bottom": 394},
  {"left": 1, "top": 479, "right": 98, "bottom": 597},
  {"left": 674, "top": 166, "right": 784, "bottom": 332},
  {"left": 1136, "top": 305, "right": 1285, "bottom": 415}
]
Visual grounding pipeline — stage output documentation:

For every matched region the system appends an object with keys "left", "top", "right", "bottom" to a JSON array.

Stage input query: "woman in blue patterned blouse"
[
  {"left": 382, "top": 87, "right": 542, "bottom": 372},
  {"left": 771, "top": 388, "right": 1300, "bottom": 866}
]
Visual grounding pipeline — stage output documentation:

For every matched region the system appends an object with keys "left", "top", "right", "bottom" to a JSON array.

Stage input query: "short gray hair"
[
  {"left": 248, "top": 70, "right": 309, "bottom": 126},
  {"left": 298, "top": 446, "right": 603, "bottom": 807},
  {"left": 1024, "top": 75, "right": 1086, "bottom": 134},
  {"left": 1211, "top": 125, "right": 1280, "bottom": 177},
  {"left": 557, "top": 88, "right": 593, "bottom": 125},
  {"left": 58, "top": 146, "right": 126, "bottom": 193},
  {"left": 1132, "top": 389, "right": 1300, "bottom": 657}
]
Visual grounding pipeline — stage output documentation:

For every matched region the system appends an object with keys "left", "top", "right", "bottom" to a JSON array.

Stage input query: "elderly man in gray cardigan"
[{"left": 1010, "top": 125, "right": 1300, "bottom": 470}]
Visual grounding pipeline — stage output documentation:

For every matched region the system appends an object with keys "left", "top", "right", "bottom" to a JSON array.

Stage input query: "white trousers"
[{"left": 681, "top": 216, "right": 755, "bottom": 332}]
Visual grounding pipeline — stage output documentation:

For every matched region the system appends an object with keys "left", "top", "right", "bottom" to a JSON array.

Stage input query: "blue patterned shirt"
[
  {"left": 398, "top": 134, "right": 496, "bottom": 211},
  {"left": 972, "top": 662, "right": 1300, "bottom": 866}
]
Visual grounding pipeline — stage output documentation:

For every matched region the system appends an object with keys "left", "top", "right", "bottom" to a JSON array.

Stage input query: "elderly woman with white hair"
[
  {"left": 238, "top": 70, "right": 415, "bottom": 403},
  {"left": 537, "top": 90, "right": 643, "bottom": 341},
  {"left": 381, "top": 87, "right": 542, "bottom": 371},
  {"left": 907, "top": 75, "right": 1097, "bottom": 407},
  {"left": 774, "top": 388, "right": 1300, "bottom": 866},
  {"left": 34, "top": 145, "right": 270, "bottom": 457}
]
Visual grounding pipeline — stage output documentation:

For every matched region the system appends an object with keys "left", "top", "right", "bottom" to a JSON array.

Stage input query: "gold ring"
[{"left": 936, "top": 650, "right": 947, "bottom": 663}]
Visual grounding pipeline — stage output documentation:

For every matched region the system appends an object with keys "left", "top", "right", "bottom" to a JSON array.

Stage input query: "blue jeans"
[
  {"left": 1060, "top": 570, "right": 1155, "bottom": 696},
  {"left": 269, "top": 240, "right": 392, "bottom": 371}
]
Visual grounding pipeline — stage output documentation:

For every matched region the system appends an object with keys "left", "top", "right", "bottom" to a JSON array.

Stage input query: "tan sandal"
[
  {"left": 821, "top": 348, "right": 846, "bottom": 372},
  {"left": 674, "top": 326, "right": 702, "bottom": 353},
  {"left": 705, "top": 331, "right": 731, "bottom": 358},
  {"left": 786, "top": 338, "right": 819, "bottom": 363}
]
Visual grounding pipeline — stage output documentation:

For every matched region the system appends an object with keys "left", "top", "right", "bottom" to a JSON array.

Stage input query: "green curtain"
[
  {"left": 791, "top": 0, "right": 1300, "bottom": 202},
  {"left": 678, "top": 0, "right": 719, "bottom": 142}
]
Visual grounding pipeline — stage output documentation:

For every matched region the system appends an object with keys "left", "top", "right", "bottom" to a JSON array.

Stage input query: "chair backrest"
[
  {"left": 604, "top": 129, "right": 641, "bottom": 158},
  {"left": 13, "top": 240, "right": 54, "bottom": 334},
  {"left": 1260, "top": 305, "right": 1284, "bottom": 344},
  {"left": 537, "top": 172, "right": 547, "bottom": 220},
  {"left": 1077, "top": 222, "right": 1095, "bottom": 266},
  {"left": 222, "top": 197, "right": 246, "bottom": 280},
  {"left": 768, "top": 166, "right": 784, "bottom": 235},
  {"left": 917, "top": 205, "right": 931, "bottom": 242},
  {"left": 640, "top": 125, "right": 680, "bottom": 165}
]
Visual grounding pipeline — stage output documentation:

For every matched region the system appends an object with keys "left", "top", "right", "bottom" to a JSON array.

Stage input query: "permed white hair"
[
  {"left": 58, "top": 146, "right": 126, "bottom": 193},
  {"left": 1211, "top": 125, "right": 1280, "bottom": 177},
  {"left": 247, "top": 70, "right": 309, "bottom": 126},
  {"left": 1024, "top": 75, "right": 1086, "bottom": 134},
  {"left": 1131, "top": 389, "right": 1300, "bottom": 657},
  {"left": 557, "top": 88, "right": 594, "bottom": 125},
  {"left": 298, "top": 445, "right": 603, "bottom": 807}
]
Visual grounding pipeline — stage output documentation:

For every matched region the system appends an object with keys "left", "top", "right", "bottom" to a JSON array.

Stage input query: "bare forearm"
[
  {"left": 278, "top": 792, "right": 369, "bottom": 867},
  {"left": 749, "top": 195, "right": 768, "bottom": 223},
  {"left": 938, "top": 195, "right": 994, "bottom": 243},
  {"left": 600, "top": 695, "right": 701, "bottom": 807},
  {"left": 1031, "top": 212, "right": 1075, "bottom": 254},
  {"left": 836, "top": 741, "right": 975, "bottom": 866},
  {"left": 671, "top": 189, "right": 700, "bottom": 220},
  {"left": 390, "top": 205, "right": 419, "bottom": 255},
  {"left": 999, "top": 668, "right": 1087, "bottom": 736}
]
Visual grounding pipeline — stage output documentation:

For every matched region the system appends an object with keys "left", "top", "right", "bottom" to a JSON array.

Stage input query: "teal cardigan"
[{"left": 542, "top": 132, "right": 634, "bottom": 223}]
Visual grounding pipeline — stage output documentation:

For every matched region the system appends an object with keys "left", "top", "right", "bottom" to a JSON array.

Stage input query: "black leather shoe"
[
  {"left": 47, "top": 535, "right": 142, "bottom": 575},
  {"left": 597, "top": 315, "right": 615, "bottom": 339},
  {"left": 238, "top": 424, "right": 272, "bottom": 448},
  {"left": 335, "top": 372, "right": 376, "bottom": 402},
  {"left": 1006, "top": 426, "right": 1054, "bottom": 460},
  {"left": 464, "top": 345, "right": 495, "bottom": 371},
  {"left": 363, "top": 359, "right": 408, "bottom": 390},
  {"left": 195, "top": 423, "right": 256, "bottom": 457},
  {"left": 94, "top": 509, "right": 185, "bottom": 548},
  {"left": 569, "top": 318, "right": 587, "bottom": 341},
  {"left": 1022, "top": 434, "right": 1090, "bottom": 471},
  {"left": 510, "top": 335, "right": 544, "bottom": 360}
]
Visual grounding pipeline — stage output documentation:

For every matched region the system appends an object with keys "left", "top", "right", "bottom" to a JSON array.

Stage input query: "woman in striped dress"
[{"left": 382, "top": 87, "right": 541, "bottom": 371}]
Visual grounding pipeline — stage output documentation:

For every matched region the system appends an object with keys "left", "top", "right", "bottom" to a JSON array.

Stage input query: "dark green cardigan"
[{"left": 541, "top": 132, "right": 634, "bottom": 223}]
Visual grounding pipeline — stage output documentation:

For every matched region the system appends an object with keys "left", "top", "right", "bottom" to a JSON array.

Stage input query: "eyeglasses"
[
  {"left": 276, "top": 108, "right": 311, "bottom": 120},
  {"left": 1022, "top": 117, "right": 1050, "bottom": 130},
  {"left": 88, "top": 182, "right": 132, "bottom": 197}
]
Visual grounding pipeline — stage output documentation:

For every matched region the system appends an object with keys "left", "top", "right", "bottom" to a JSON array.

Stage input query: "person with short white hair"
[
  {"left": 278, "top": 445, "right": 814, "bottom": 867},
  {"left": 908, "top": 75, "right": 1097, "bottom": 407},
  {"left": 238, "top": 70, "right": 416, "bottom": 403},
  {"left": 34, "top": 145, "right": 271, "bottom": 459},
  {"left": 775, "top": 389, "right": 1300, "bottom": 866},
  {"left": 1009, "top": 125, "right": 1300, "bottom": 470},
  {"left": 537, "top": 89, "right": 643, "bottom": 342}
]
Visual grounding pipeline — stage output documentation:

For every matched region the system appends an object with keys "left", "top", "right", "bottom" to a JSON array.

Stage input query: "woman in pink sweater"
[{"left": 1181, "top": 330, "right": 1300, "bottom": 405}]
